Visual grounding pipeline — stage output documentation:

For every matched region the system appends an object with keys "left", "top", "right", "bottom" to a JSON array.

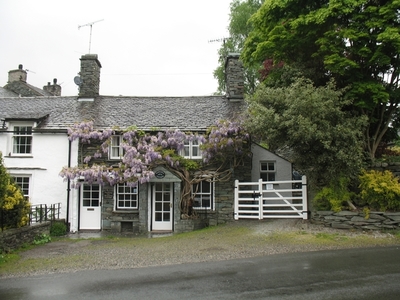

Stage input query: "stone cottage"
[{"left": 0, "top": 54, "right": 294, "bottom": 233}]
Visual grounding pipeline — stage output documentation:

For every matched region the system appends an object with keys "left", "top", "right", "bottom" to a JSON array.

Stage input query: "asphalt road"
[{"left": 0, "top": 246, "right": 399, "bottom": 300}]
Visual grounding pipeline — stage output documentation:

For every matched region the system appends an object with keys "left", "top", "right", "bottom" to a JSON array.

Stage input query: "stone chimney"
[
  {"left": 225, "top": 53, "right": 244, "bottom": 100},
  {"left": 8, "top": 64, "right": 27, "bottom": 83},
  {"left": 43, "top": 78, "right": 62, "bottom": 96},
  {"left": 78, "top": 54, "right": 102, "bottom": 98}
]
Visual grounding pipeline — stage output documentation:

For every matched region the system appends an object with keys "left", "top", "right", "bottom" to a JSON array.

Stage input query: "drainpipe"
[{"left": 66, "top": 139, "right": 71, "bottom": 231}]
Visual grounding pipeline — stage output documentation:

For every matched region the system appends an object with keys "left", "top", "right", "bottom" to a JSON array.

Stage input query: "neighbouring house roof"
[
  {"left": 0, "top": 86, "right": 18, "bottom": 97},
  {"left": 0, "top": 95, "right": 245, "bottom": 132},
  {"left": 3, "top": 80, "right": 53, "bottom": 97}
]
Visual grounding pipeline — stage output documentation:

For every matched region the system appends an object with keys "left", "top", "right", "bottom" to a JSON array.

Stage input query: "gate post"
[
  {"left": 302, "top": 176, "right": 308, "bottom": 219},
  {"left": 234, "top": 180, "right": 239, "bottom": 220},
  {"left": 258, "top": 179, "right": 263, "bottom": 220}
]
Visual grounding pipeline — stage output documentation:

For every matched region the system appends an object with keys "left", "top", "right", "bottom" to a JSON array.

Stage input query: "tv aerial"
[
  {"left": 208, "top": 37, "right": 230, "bottom": 45},
  {"left": 78, "top": 19, "right": 104, "bottom": 53}
]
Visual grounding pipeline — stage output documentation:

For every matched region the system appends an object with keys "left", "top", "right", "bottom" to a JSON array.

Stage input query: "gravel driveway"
[{"left": 2, "top": 219, "right": 399, "bottom": 278}]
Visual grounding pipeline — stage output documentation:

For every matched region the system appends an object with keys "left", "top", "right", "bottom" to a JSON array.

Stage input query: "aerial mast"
[{"left": 78, "top": 19, "right": 104, "bottom": 54}]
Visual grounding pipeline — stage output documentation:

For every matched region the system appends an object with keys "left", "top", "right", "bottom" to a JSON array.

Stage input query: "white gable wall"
[
  {"left": 251, "top": 143, "right": 292, "bottom": 182},
  {"left": 0, "top": 128, "right": 74, "bottom": 222}
]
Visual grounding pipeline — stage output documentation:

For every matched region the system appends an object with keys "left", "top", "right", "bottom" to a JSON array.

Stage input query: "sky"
[{"left": 0, "top": 0, "right": 232, "bottom": 97}]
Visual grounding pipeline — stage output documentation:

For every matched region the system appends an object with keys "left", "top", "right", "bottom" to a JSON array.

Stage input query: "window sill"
[
  {"left": 113, "top": 210, "right": 138, "bottom": 213},
  {"left": 5, "top": 155, "right": 33, "bottom": 158}
]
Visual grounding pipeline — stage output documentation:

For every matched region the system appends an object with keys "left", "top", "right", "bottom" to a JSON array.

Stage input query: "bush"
[
  {"left": 313, "top": 177, "right": 354, "bottom": 212},
  {"left": 358, "top": 170, "right": 400, "bottom": 211},
  {"left": 0, "top": 152, "right": 30, "bottom": 229},
  {"left": 50, "top": 222, "right": 67, "bottom": 236},
  {"left": 33, "top": 233, "right": 51, "bottom": 245}
]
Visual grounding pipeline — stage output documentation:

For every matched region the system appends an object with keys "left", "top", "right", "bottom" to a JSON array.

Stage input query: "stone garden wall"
[
  {"left": 0, "top": 222, "right": 50, "bottom": 253},
  {"left": 311, "top": 163, "right": 400, "bottom": 231},
  {"left": 370, "top": 161, "right": 400, "bottom": 176},
  {"left": 312, "top": 211, "right": 400, "bottom": 230}
]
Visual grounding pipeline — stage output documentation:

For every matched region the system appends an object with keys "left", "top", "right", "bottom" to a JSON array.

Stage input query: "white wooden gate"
[{"left": 234, "top": 176, "right": 308, "bottom": 220}]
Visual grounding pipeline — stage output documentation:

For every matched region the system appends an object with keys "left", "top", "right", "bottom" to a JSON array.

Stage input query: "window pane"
[
  {"left": 202, "top": 182, "right": 211, "bottom": 193},
  {"left": 155, "top": 212, "right": 162, "bottom": 221},
  {"left": 163, "top": 212, "right": 170, "bottom": 221},
  {"left": 192, "top": 147, "right": 199, "bottom": 157},
  {"left": 163, "top": 202, "right": 170, "bottom": 211}
]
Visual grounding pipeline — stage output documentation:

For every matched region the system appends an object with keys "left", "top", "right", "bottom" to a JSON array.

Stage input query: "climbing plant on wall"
[{"left": 59, "top": 119, "right": 251, "bottom": 217}]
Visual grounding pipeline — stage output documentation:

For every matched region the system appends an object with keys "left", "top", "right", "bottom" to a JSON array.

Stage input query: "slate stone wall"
[
  {"left": 370, "top": 161, "right": 400, "bottom": 177},
  {"left": 195, "top": 158, "right": 252, "bottom": 227},
  {"left": 312, "top": 211, "right": 400, "bottom": 230},
  {"left": 0, "top": 222, "right": 50, "bottom": 253},
  {"left": 310, "top": 163, "right": 400, "bottom": 230}
]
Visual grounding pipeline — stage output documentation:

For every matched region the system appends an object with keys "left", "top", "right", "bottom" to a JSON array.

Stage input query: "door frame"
[{"left": 151, "top": 182, "right": 173, "bottom": 231}]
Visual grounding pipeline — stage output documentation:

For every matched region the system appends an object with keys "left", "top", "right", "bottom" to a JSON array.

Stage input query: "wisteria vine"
[{"left": 60, "top": 119, "right": 251, "bottom": 213}]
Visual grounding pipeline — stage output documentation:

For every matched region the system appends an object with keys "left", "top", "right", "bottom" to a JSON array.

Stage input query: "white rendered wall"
[
  {"left": 251, "top": 143, "right": 292, "bottom": 182},
  {"left": 1, "top": 130, "right": 77, "bottom": 226}
]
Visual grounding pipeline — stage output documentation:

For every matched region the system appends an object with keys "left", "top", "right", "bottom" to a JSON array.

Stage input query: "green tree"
[
  {"left": 242, "top": 0, "right": 400, "bottom": 159},
  {"left": 0, "top": 152, "right": 30, "bottom": 228},
  {"left": 213, "top": 0, "right": 262, "bottom": 95},
  {"left": 245, "top": 78, "right": 367, "bottom": 185}
]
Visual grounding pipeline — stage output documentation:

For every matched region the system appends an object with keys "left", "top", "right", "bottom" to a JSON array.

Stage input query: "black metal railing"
[
  {"left": 0, "top": 203, "right": 62, "bottom": 231},
  {"left": 29, "top": 203, "right": 61, "bottom": 225}
]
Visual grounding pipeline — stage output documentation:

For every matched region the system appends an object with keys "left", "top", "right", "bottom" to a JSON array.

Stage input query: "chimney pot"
[
  {"left": 53, "top": 78, "right": 57, "bottom": 84},
  {"left": 18, "top": 64, "right": 23, "bottom": 70}
]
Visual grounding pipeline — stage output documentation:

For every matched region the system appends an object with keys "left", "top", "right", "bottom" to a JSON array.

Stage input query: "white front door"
[
  {"left": 152, "top": 182, "right": 173, "bottom": 231},
  {"left": 80, "top": 184, "right": 102, "bottom": 230}
]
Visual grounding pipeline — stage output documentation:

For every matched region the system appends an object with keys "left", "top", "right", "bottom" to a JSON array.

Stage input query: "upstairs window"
[
  {"left": 13, "top": 125, "right": 32, "bottom": 155},
  {"left": 116, "top": 183, "right": 138, "bottom": 210},
  {"left": 109, "top": 135, "right": 123, "bottom": 160},
  {"left": 260, "top": 161, "right": 276, "bottom": 181},
  {"left": 183, "top": 140, "right": 202, "bottom": 159},
  {"left": 192, "top": 180, "right": 214, "bottom": 210}
]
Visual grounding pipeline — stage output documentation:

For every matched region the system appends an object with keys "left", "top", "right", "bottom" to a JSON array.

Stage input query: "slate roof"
[
  {"left": 0, "top": 87, "right": 18, "bottom": 97},
  {"left": 3, "top": 81, "right": 53, "bottom": 97},
  {"left": 0, "top": 95, "right": 245, "bottom": 132}
]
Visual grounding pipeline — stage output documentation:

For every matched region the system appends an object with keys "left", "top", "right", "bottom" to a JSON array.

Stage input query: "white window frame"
[
  {"left": 192, "top": 180, "right": 214, "bottom": 210},
  {"left": 12, "top": 175, "right": 31, "bottom": 200},
  {"left": 260, "top": 161, "right": 276, "bottom": 181},
  {"left": 115, "top": 183, "right": 139, "bottom": 210},
  {"left": 10, "top": 122, "right": 34, "bottom": 156},
  {"left": 109, "top": 135, "right": 123, "bottom": 160},
  {"left": 182, "top": 140, "right": 202, "bottom": 159}
]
